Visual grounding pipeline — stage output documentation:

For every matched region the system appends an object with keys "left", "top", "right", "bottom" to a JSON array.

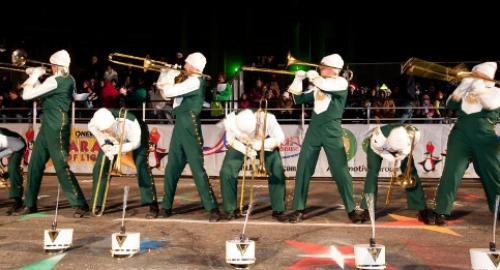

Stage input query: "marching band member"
[
  {"left": 361, "top": 124, "right": 429, "bottom": 223},
  {"left": 156, "top": 52, "right": 221, "bottom": 221},
  {"left": 220, "top": 109, "right": 286, "bottom": 220},
  {"left": 286, "top": 53, "right": 363, "bottom": 223},
  {"left": 0, "top": 128, "right": 26, "bottom": 215},
  {"left": 20, "top": 50, "right": 89, "bottom": 217},
  {"left": 88, "top": 108, "right": 159, "bottom": 218},
  {"left": 434, "top": 62, "right": 500, "bottom": 225}
]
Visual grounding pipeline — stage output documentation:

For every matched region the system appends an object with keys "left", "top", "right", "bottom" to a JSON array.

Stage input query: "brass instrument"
[
  {"left": 239, "top": 146, "right": 256, "bottom": 214},
  {"left": 92, "top": 108, "right": 128, "bottom": 216},
  {"left": 0, "top": 49, "right": 63, "bottom": 73},
  {"left": 402, "top": 57, "right": 500, "bottom": 85},
  {"left": 395, "top": 126, "right": 417, "bottom": 189},
  {"left": 287, "top": 52, "right": 354, "bottom": 81},
  {"left": 385, "top": 126, "right": 418, "bottom": 205},
  {"left": 0, "top": 164, "right": 9, "bottom": 189},
  {"left": 240, "top": 53, "right": 355, "bottom": 81},
  {"left": 255, "top": 98, "right": 268, "bottom": 177},
  {"left": 108, "top": 52, "right": 212, "bottom": 80}
]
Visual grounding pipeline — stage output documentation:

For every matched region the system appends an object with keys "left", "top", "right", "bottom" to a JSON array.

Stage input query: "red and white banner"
[{"left": 1, "top": 123, "right": 498, "bottom": 179}]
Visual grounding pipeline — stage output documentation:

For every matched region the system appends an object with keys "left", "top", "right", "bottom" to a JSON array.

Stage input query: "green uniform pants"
[
  {"left": 25, "top": 123, "right": 87, "bottom": 208},
  {"left": 8, "top": 145, "right": 26, "bottom": 199},
  {"left": 92, "top": 121, "right": 157, "bottom": 206},
  {"left": 162, "top": 112, "right": 218, "bottom": 211},
  {"left": 219, "top": 147, "right": 285, "bottom": 213},
  {"left": 436, "top": 118, "right": 500, "bottom": 214},
  {"left": 292, "top": 120, "right": 356, "bottom": 213},
  {"left": 361, "top": 145, "right": 426, "bottom": 210}
]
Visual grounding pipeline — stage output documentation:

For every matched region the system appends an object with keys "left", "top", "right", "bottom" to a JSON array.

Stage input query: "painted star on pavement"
[{"left": 385, "top": 214, "right": 462, "bottom": 237}]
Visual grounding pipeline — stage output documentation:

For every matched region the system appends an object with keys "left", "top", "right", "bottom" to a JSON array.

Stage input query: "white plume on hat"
[
  {"left": 49, "top": 50, "right": 71, "bottom": 68},
  {"left": 387, "top": 126, "right": 411, "bottom": 152},
  {"left": 93, "top": 108, "right": 116, "bottom": 131},
  {"left": 185, "top": 52, "right": 207, "bottom": 72},
  {"left": 321, "top": 54, "right": 344, "bottom": 69},
  {"left": 235, "top": 109, "right": 256, "bottom": 135}
]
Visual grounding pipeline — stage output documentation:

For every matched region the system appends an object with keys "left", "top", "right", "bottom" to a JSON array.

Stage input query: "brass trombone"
[
  {"left": 287, "top": 53, "right": 355, "bottom": 81},
  {"left": 255, "top": 98, "right": 268, "bottom": 177},
  {"left": 240, "top": 52, "right": 354, "bottom": 80},
  {"left": 402, "top": 57, "right": 500, "bottom": 85},
  {"left": 108, "top": 52, "right": 212, "bottom": 80},
  {"left": 385, "top": 126, "right": 418, "bottom": 205},
  {"left": 0, "top": 49, "right": 63, "bottom": 73},
  {"left": 0, "top": 164, "right": 9, "bottom": 189},
  {"left": 92, "top": 108, "right": 128, "bottom": 216}
]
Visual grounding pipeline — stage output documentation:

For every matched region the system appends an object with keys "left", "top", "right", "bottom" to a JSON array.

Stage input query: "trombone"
[
  {"left": 239, "top": 52, "right": 354, "bottom": 80},
  {"left": 385, "top": 126, "right": 418, "bottom": 205},
  {"left": 255, "top": 98, "right": 268, "bottom": 177},
  {"left": 92, "top": 108, "right": 128, "bottom": 216},
  {"left": 0, "top": 49, "right": 63, "bottom": 73},
  {"left": 108, "top": 52, "right": 212, "bottom": 80},
  {"left": 0, "top": 164, "right": 9, "bottom": 189},
  {"left": 402, "top": 57, "right": 500, "bottom": 85}
]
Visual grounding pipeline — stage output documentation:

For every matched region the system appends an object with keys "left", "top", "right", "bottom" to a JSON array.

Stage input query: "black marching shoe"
[
  {"left": 272, "top": 211, "right": 288, "bottom": 222},
  {"left": 288, "top": 210, "right": 304, "bottom": 223},
  {"left": 348, "top": 209, "right": 365, "bottom": 223},
  {"left": 434, "top": 212, "right": 447, "bottom": 226},
  {"left": 417, "top": 209, "right": 430, "bottom": 224},
  {"left": 209, "top": 209, "right": 222, "bottom": 222},
  {"left": 359, "top": 209, "right": 370, "bottom": 223},
  {"left": 225, "top": 210, "right": 242, "bottom": 221},
  {"left": 145, "top": 203, "right": 159, "bottom": 219},
  {"left": 17, "top": 206, "right": 38, "bottom": 216},
  {"left": 161, "top": 208, "right": 173, "bottom": 218},
  {"left": 6, "top": 197, "right": 24, "bottom": 216},
  {"left": 73, "top": 204, "right": 90, "bottom": 218}
]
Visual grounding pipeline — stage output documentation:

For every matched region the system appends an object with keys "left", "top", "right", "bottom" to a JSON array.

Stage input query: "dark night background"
[{"left": 0, "top": 1, "right": 498, "bottom": 84}]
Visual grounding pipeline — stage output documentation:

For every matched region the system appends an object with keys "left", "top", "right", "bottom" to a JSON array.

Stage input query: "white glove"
[
  {"left": 26, "top": 67, "right": 46, "bottom": 77},
  {"left": 101, "top": 144, "right": 112, "bottom": 153},
  {"left": 247, "top": 149, "right": 257, "bottom": 160},
  {"left": 103, "top": 145, "right": 119, "bottom": 161},
  {"left": 295, "top": 70, "right": 306, "bottom": 80},
  {"left": 252, "top": 140, "right": 262, "bottom": 151},
  {"left": 108, "top": 144, "right": 119, "bottom": 156},
  {"left": 167, "top": 69, "right": 181, "bottom": 79},
  {"left": 307, "top": 70, "right": 320, "bottom": 81},
  {"left": 104, "top": 151, "right": 115, "bottom": 161}
]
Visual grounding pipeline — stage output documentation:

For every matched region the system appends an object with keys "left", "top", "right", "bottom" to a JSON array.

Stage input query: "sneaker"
[
  {"left": 209, "top": 209, "right": 222, "bottom": 222},
  {"left": 6, "top": 198, "right": 23, "bottom": 216},
  {"left": 288, "top": 210, "right": 304, "bottom": 223},
  {"left": 145, "top": 203, "right": 159, "bottom": 219},
  {"left": 73, "top": 204, "right": 90, "bottom": 218}
]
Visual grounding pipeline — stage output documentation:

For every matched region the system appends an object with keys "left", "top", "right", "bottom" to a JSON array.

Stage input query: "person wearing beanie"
[
  {"left": 156, "top": 52, "right": 221, "bottom": 221},
  {"left": 87, "top": 108, "right": 159, "bottom": 218},
  {"left": 286, "top": 53, "right": 364, "bottom": 223},
  {"left": 360, "top": 124, "right": 429, "bottom": 224},
  {"left": 0, "top": 128, "right": 26, "bottom": 215},
  {"left": 219, "top": 109, "right": 286, "bottom": 221},
  {"left": 20, "top": 50, "right": 89, "bottom": 218},
  {"left": 434, "top": 62, "right": 500, "bottom": 225}
]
